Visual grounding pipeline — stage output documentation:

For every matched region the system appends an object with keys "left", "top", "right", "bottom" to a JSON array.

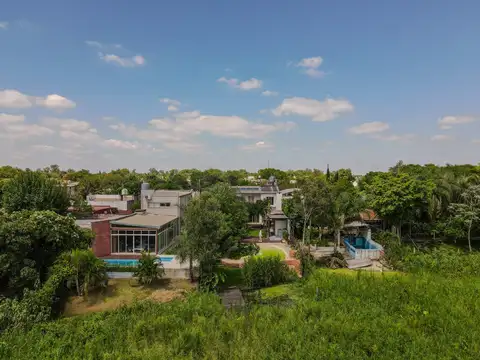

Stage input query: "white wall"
[
  {"left": 140, "top": 190, "right": 192, "bottom": 217},
  {"left": 88, "top": 200, "right": 132, "bottom": 211}
]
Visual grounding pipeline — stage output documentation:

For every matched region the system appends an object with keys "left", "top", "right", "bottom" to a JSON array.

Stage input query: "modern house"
[
  {"left": 140, "top": 183, "right": 192, "bottom": 218},
  {"left": 234, "top": 176, "right": 290, "bottom": 241},
  {"left": 84, "top": 183, "right": 192, "bottom": 258}
]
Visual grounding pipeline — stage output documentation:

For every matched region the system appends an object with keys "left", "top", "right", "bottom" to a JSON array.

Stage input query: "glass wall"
[
  {"left": 111, "top": 229, "right": 157, "bottom": 253},
  {"left": 157, "top": 218, "right": 180, "bottom": 252},
  {"left": 110, "top": 218, "right": 180, "bottom": 254}
]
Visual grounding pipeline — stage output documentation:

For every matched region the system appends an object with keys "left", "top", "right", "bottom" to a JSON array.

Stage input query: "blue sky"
[{"left": 1, "top": 0, "right": 480, "bottom": 173}]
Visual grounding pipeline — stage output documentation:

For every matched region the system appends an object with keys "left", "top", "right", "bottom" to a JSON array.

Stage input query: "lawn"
[
  {"left": 247, "top": 228, "right": 260, "bottom": 237},
  {"left": 255, "top": 247, "right": 286, "bottom": 260},
  {"left": 63, "top": 278, "right": 193, "bottom": 317},
  {"left": 4, "top": 269, "right": 480, "bottom": 359}
]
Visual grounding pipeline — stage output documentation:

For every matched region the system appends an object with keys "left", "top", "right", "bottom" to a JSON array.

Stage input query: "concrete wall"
[
  {"left": 91, "top": 219, "right": 111, "bottom": 257},
  {"left": 88, "top": 199, "right": 133, "bottom": 211},
  {"left": 140, "top": 190, "right": 192, "bottom": 217}
]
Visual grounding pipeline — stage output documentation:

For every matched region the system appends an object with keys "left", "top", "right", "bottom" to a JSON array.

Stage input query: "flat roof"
[
  {"left": 110, "top": 213, "right": 178, "bottom": 229},
  {"left": 75, "top": 214, "right": 126, "bottom": 229}
]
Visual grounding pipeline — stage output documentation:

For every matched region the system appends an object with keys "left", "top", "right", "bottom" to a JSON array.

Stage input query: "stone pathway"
[{"left": 219, "top": 287, "right": 244, "bottom": 308}]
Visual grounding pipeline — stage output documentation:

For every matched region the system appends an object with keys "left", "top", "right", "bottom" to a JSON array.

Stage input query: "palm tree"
[{"left": 328, "top": 188, "right": 365, "bottom": 249}]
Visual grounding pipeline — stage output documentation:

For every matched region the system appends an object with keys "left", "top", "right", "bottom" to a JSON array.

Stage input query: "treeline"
[{"left": 0, "top": 165, "right": 351, "bottom": 200}]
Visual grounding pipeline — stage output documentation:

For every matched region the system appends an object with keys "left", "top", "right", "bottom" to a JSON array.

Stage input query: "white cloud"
[
  {"left": 102, "top": 116, "right": 116, "bottom": 121},
  {"left": 217, "top": 77, "right": 262, "bottom": 90},
  {"left": 163, "top": 141, "right": 203, "bottom": 152},
  {"left": 104, "top": 139, "right": 139, "bottom": 150},
  {"left": 160, "top": 98, "right": 181, "bottom": 106},
  {"left": 36, "top": 94, "right": 76, "bottom": 110},
  {"left": 0, "top": 89, "right": 33, "bottom": 108},
  {"left": 296, "top": 56, "right": 325, "bottom": 78},
  {"left": 0, "top": 90, "right": 76, "bottom": 110},
  {"left": 41, "top": 117, "right": 93, "bottom": 132},
  {"left": 86, "top": 41, "right": 146, "bottom": 67},
  {"left": 0, "top": 22, "right": 8, "bottom": 30},
  {"left": 0, "top": 113, "right": 54, "bottom": 140},
  {"left": 85, "top": 40, "right": 102, "bottom": 48},
  {"left": 241, "top": 141, "right": 274, "bottom": 151},
  {"left": 431, "top": 134, "right": 453, "bottom": 141},
  {"left": 148, "top": 112, "right": 295, "bottom": 139},
  {"left": 160, "top": 98, "right": 181, "bottom": 112},
  {"left": 238, "top": 78, "right": 262, "bottom": 90},
  {"left": 99, "top": 53, "right": 146, "bottom": 67},
  {"left": 273, "top": 97, "right": 354, "bottom": 122},
  {"left": 297, "top": 56, "right": 323, "bottom": 68},
  {"left": 0, "top": 113, "right": 25, "bottom": 124},
  {"left": 262, "top": 90, "right": 279, "bottom": 97},
  {"left": 0, "top": 124, "right": 54, "bottom": 139},
  {"left": 59, "top": 130, "right": 99, "bottom": 142},
  {"left": 31, "top": 145, "right": 56, "bottom": 152},
  {"left": 349, "top": 121, "right": 389, "bottom": 134},
  {"left": 372, "top": 133, "right": 416, "bottom": 142},
  {"left": 438, "top": 115, "right": 475, "bottom": 130}
]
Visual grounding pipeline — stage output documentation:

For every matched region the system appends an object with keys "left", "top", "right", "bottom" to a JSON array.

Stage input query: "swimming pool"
[
  {"left": 344, "top": 237, "right": 383, "bottom": 260},
  {"left": 104, "top": 256, "right": 174, "bottom": 267}
]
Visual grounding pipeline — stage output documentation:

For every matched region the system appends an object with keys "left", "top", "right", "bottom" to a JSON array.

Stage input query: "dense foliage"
[
  {"left": 133, "top": 252, "right": 165, "bottom": 285},
  {"left": 2, "top": 171, "right": 70, "bottom": 214},
  {"left": 2, "top": 271, "right": 480, "bottom": 359},
  {"left": 177, "top": 184, "right": 251, "bottom": 290},
  {"left": 242, "top": 255, "right": 294, "bottom": 289},
  {"left": 56, "top": 249, "right": 108, "bottom": 297},
  {"left": 0, "top": 211, "right": 93, "bottom": 298}
]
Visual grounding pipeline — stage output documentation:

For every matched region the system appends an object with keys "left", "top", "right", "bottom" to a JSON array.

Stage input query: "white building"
[
  {"left": 87, "top": 193, "right": 135, "bottom": 213},
  {"left": 234, "top": 176, "right": 290, "bottom": 241},
  {"left": 140, "top": 183, "right": 192, "bottom": 218}
]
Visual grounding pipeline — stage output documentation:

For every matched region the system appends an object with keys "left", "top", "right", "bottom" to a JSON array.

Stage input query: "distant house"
[
  {"left": 359, "top": 209, "right": 384, "bottom": 229},
  {"left": 234, "top": 176, "right": 290, "bottom": 241},
  {"left": 87, "top": 192, "right": 135, "bottom": 214}
]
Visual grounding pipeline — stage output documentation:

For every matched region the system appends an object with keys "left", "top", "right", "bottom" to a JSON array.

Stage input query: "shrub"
[
  {"left": 227, "top": 242, "right": 259, "bottom": 259},
  {"left": 295, "top": 246, "right": 315, "bottom": 276},
  {"left": 56, "top": 249, "right": 108, "bottom": 297},
  {"left": 242, "top": 255, "right": 294, "bottom": 289},
  {"left": 133, "top": 252, "right": 165, "bottom": 285},
  {"left": 105, "top": 265, "right": 137, "bottom": 273},
  {"left": 316, "top": 249, "right": 348, "bottom": 269}
]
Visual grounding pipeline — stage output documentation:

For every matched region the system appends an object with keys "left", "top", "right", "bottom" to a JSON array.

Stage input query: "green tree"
[
  {"left": 294, "top": 177, "right": 330, "bottom": 244},
  {"left": 364, "top": 172, "right": 434, "bottom": 237},
  {"left": 449, "top": 185, "right": 480, "bottom": 252},
  {"left": 0, "top": 211, "right": 93, "bottom": 298},
  {"left": 2, "top": 171, "right": 70, "bottom": 214},
  {"left": 180, "top": 194, "right": 227, "bottom": 291},
  {"left": 57, "top": 249, "right": 108, "bottom": 297},
  {"left": 327, "top": 180, "right": 365, "bottom": 248},
  {"left": 133, "top": 252, "right": 165, "bottom": 285}
]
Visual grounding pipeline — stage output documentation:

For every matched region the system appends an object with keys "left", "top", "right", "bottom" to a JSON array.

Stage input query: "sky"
[{"left": 1, "top": 0, "right": 480, "bottom": 174}]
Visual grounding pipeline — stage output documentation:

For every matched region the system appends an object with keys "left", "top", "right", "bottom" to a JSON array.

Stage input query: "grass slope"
[{"left": 2, "top": 270, "right": 480, "bottom": 359}]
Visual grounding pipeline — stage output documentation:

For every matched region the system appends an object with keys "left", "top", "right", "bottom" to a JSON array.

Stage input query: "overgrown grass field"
[{"left": 2, "top": 270, "right": 480, "bottom": 359}]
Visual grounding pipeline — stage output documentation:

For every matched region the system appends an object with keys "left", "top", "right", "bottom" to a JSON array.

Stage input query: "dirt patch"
[
  {"left": 63, "top": 278, "right": 194, "bottom": 317},
  {"left": 148, "top": 289, "right": 186, "bottom": 303}
]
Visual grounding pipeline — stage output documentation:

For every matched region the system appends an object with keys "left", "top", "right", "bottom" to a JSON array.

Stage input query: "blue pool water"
[
  {"left": 104, "top": 256, "right": 174, "bottom": 266},
  {"left": 345, "top": 237, "right": 380, "bottom": 250}
]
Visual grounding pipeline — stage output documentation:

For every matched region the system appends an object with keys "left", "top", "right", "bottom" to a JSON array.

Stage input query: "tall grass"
[
  {"left": 2, "top": 270, "right": 480, "bottom": 359},
  {"left": 242, "top": 255, "right": 293, "bottom": 289}
]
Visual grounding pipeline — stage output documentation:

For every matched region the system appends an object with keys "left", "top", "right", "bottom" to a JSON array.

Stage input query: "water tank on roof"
[
  {"left": 121, "top": 188, "right": 129, "bottom": 196},
  {"left": 141, "top": 182, "right": 150, "bottom": 191}
]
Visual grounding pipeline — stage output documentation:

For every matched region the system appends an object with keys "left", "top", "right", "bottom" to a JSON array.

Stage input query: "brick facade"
[{"left": 91, "top": 219, "right": 111, "bottom": 257}]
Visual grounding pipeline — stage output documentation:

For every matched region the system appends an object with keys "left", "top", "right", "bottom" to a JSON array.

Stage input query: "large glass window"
[{"left": 111, "top": 229, "right": 158, "bottom": 254}]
